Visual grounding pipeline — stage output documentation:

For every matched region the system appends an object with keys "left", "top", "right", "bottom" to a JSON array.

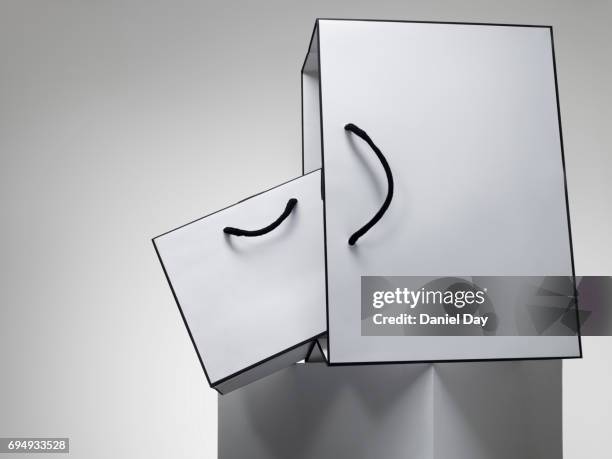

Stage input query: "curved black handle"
[
  {"left": 223, "top": 198, "right": 298, "bottom": 237},
  {"left": 344, "top": 123, "right": 394, "bottom": 246}
]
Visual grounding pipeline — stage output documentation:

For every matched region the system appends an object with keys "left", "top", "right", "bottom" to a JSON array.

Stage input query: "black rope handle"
[
  {"left": 344, "top": 123, "right": 394, "bottom": 246},
  {"left": 223, "top": 198, "right": 298, "bottom": 237}
]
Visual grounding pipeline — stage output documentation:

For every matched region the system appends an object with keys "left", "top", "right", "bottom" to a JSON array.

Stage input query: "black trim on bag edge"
[
  {"left": 315, "top": 21, "right": 334, "bottom": 365},
  {"left": 213, "top": 331, "right": 326, "bottom": 387},
  {"left": 152, "top": 169, "right": 326, "bottom": 393},
  {"left": 153, "top": 169, "right": 321, "bottom": 240},
  {"left": 549, "top": 27, "right": 582, "bottom": 358},
  {"left": 316, "top": 18, "right": 553, "bottom": 28},
  {"left": 301, "top": 18, "right": 582, "bottom": 366}
]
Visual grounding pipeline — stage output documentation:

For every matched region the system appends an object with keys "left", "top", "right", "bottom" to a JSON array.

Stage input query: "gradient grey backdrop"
[{"left": 0, "top": 1, "right": 610, "bottom": 458}]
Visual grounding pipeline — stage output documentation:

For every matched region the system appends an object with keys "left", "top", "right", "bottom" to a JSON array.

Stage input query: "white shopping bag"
[
  {"left": 302, "top": 20, "right": 580, "bottom": 364},
  {"left": 153, "top": 170, "right": 326, "bottom": 393}
]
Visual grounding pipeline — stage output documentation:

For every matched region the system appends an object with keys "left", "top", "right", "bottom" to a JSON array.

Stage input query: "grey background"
[{"left": 0, "top": 1, "right": 610, "bottom": 458}]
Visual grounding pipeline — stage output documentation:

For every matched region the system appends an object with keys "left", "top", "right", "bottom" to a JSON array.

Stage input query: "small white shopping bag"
[
  {"left": 302, "top": 20, "right": 580, "bottom": 364},
  {"left": 153, "top": 170, "right": 326, "bottom": 393}
]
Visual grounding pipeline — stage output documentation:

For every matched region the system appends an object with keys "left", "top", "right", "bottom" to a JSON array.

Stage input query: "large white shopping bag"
[
  {"left": 153, "top": 170, "right": 326, "bottom": 393},
  {"left": 302, "top": 20, "right": 580, "bottom": 364}
]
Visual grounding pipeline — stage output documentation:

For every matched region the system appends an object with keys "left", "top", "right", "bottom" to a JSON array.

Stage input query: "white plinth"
[{"left": 219, "top": 360, "right": 561, "bottom": 458}]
